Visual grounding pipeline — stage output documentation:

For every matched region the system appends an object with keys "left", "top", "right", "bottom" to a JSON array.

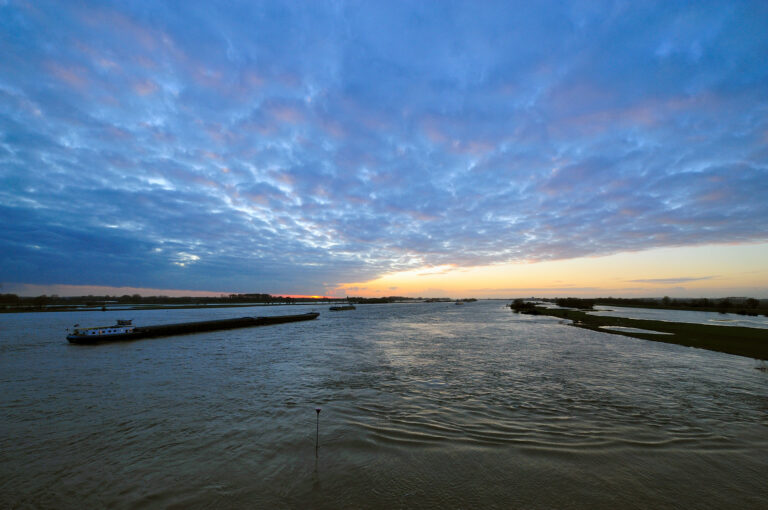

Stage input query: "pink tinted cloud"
[
  {"left": 45, "top": 62, "right": 89, "bottom": 90},
  {"left": 77, "top": 5, "right": 161, "bottom": 52},
  {"left": 102, "top": 126, "right": 132, "bottom": 141},
  {"left": 75, "top": 42, "right": 120, "bottom": 71},
  {"left": 695, "top": 190, "right": 729, "bottom": 203},
  {"left": 243, "top": 193, "right": 270, "bottom": 206},
  {"left": 133, "top": 79, "right": 158, "bottom": 95},
  {"left": 448, "top": 139, "right": 495, "bottom": 156},
  {"left": 319, "top": 118, "right": 346, "bottom": 139},
  {"left": 384, "top": 204, "right": 439, "bottom": 222},
  {"left": 269, "top": 170, "right": 296, "bottom": 187},
  {"left": 548, "top": 92, "right": 707, "bottom": 137},
  {"left": 421, "top": 118, "right": 450, "bottom": 144},
  {"left": 200, "top": 150, "right": 222, "bottom": 160},
  {"left": 135, "top": 55, "right": 160, "bottom": 70},
  {"left": 269, "top": 104, "right": 305, "bottom": 124},
  {"left": 191, "top": 64, "right": 225, "bottom": 89},
  {"left": 419, "top": 115, "right": 496, "bottom": 156},
  {"left": 242, "top": 70, "right": 264, "bottom": 88}
]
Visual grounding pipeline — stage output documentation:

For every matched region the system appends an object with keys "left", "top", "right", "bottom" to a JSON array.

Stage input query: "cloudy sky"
[{"left": 2, "top": 1, "right": 767, "bottom": 297}]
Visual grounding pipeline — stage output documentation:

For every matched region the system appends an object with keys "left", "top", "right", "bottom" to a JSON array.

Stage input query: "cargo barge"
[{"left": 66, "top": 312, "right": 320, "bottom": 344}]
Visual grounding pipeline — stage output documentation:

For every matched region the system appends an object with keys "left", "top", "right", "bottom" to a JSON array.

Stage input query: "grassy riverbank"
[{"left": 519, "top": 306, "right": 768, "bottom": 360}]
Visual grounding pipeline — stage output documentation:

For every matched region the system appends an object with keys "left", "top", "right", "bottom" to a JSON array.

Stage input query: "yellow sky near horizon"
[{"left": 334, "top": 242, "right": 768, "bottom": 298}]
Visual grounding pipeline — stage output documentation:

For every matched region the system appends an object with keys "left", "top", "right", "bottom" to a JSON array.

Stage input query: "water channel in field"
[{"left": 1, "top": 301, "right": 767, "bottom": 508}]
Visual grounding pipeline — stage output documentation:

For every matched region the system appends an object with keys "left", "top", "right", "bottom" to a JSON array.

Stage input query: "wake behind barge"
[{"left": 66, "top": 312, "right": 319, "bottom": 344}]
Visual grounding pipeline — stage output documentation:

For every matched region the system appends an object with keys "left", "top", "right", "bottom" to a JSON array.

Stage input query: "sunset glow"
[{"left": 336, "top": 243, "right": 768, "bottom": 298}]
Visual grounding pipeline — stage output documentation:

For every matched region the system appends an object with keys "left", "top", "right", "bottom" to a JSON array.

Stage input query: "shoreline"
[{"left": 516, "top": 306, "right": 768, "bottom": 360}]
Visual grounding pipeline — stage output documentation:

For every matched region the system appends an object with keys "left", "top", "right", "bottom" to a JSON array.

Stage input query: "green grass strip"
[{"left": 523, "top": 307, "right": 768, "bottom": 360}]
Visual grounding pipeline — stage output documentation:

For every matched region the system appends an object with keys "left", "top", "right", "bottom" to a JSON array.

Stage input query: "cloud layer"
[{"left": 1, "top": 1, "right": 767, "bottom": 294}]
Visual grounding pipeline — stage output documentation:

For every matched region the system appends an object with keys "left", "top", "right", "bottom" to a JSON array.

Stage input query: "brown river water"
[{"left": 1, "top": 301, "right": 767, "bottom": 508}]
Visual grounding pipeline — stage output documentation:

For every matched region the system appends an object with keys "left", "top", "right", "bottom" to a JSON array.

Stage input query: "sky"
[{"left": 1, "top": 0, "right": 767, "bottom": 298}]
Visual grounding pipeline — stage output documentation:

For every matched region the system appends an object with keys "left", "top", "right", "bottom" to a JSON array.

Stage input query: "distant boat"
[
  {"left": 455, "top": 301, "right": 464, "bottom": 305},
  {"left": 329, "top": 305, "right": 356, "bottom": 311},
  {"left": 66, "top": 313, "right": 320, "bottom": 344}
]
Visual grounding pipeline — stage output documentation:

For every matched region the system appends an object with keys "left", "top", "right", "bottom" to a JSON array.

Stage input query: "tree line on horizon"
[
  {"left": 0, "top": 292, "right": 329, "bottom": 310},
  {"left": 537, "top": 296, "right": 766, "bottom": 316},
  {"left": 0, "top": 292, "right": 430, "bottom": 311}
]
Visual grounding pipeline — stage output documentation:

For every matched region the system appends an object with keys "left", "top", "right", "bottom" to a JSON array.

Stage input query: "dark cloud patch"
[{"left": 1, "top": 1, "right": 767, "bottom": 293}]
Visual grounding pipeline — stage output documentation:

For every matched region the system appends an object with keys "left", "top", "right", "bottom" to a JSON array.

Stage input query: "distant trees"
[
  {"left": 509, "top": 299, "right": 539, "bottom": 314},
  {"left": 717, "top": 299, "right": 732, "bottom": 313},
  {"left": 0, "top": 293, "right": 20, "bottom": 305},
  {"left": 590, "top": 297, "right": 656, "bottom": 307},
  {"left": 347, "top": 296, "right": 412, "bottom": 304},
  {"left": 555, "top": 298, "right": 595, "bottom": 310},
  {"left": 549, "top": 296, "right": 767, "bottom": 318},
  {"left": 116, "top": 294, "right": 144, "bottom": 303},
  {"left": 32, "top": 295, "right": 49, "bottom": 308}
]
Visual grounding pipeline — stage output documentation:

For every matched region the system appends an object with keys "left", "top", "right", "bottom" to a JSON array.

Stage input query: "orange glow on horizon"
[{"left": 333, "top": 243, "right": 768, "bottom": 299}]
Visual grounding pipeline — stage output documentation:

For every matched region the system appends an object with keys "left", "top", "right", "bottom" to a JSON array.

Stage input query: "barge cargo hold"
[{"left": 66, "top": 312, "right": 320, "bottom": 344}]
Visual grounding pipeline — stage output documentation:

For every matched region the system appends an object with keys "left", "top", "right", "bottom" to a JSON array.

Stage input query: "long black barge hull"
[{"left": 67, "top": 312, "right": 319, "bottom": 344}]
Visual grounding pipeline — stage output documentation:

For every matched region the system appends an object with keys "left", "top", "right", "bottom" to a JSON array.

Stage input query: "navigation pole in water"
[{"left": 315, "top": 408, "right": 322, "bottom": 458}]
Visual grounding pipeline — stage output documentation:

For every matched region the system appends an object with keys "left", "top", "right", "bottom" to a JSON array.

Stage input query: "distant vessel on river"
[{"left": 329, "top": 305, "right": 356, "bottom": 311}]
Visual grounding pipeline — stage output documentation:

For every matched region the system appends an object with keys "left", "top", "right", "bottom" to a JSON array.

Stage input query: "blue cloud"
[{"left": 1, "top": 0, "right": 767, "bottom": 293}]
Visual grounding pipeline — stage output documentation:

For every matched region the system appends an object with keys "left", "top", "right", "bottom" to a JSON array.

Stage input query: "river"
[{"left": 1, "top": 301, "right": 766, "bottom": 508}]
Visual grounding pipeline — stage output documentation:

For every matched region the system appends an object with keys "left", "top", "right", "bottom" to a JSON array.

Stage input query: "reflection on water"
[
  {"left": 590, "top": 305, "right": 768, "bottom": 329},
  {"left": 1, "top": 302, "right": 767, "bottom": 508}
]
